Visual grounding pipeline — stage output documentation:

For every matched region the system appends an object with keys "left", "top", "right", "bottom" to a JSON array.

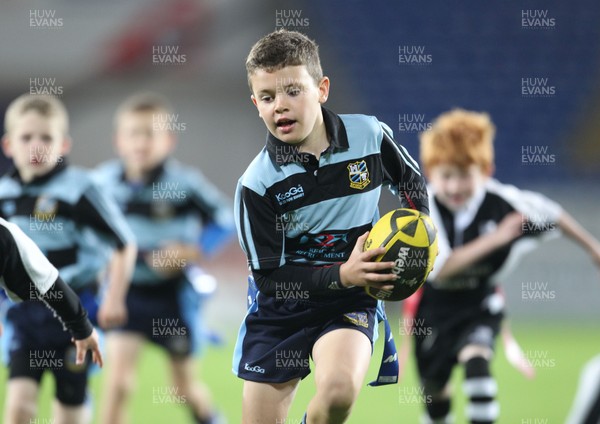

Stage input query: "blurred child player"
[
  {"left": 0, "top": 217, "right": 102, "bottom": 367},
  {"left": 0, "top": 94, "right": 136, "bottom": 424},
  {"left": 233, "top": 29, "right": 430, "bottom": 424},
  {"left": 410, "top": 109, "right": 600, "bottom": 423},
  {"left": 94, "top": 92, "right": 234, "bottom": 424}
]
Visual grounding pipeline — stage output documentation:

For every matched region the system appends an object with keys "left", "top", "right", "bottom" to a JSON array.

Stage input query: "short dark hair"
[{"left": 245, "top": 29, "right": 323, "bottom": 91}]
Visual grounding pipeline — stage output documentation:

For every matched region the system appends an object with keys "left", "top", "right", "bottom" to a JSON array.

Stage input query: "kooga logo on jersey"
[{"left": 275, "top": 184, "right": 305, "bottom": 205}]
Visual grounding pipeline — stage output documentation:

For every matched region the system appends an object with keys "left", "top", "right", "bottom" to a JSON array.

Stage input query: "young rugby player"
[
  {"left": 411, "top": 108, "right": 600, "bottom": 423},
  {"left": 233, "top": 29, "right": 429, "bottom": 424},
  {"left": 94, "top": 92, "right": 234, "bottom": 424},
  {"left": 0, "top": 216, "right": 102, "bottom": 367},
  {"left": 0, "top": 94, "right": 136, "bottom": 424}
]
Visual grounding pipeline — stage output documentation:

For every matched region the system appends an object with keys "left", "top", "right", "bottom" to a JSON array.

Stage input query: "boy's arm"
[
  {"left": 101, "top": 244, "right": 137, "bottom": 327},
  {"left": 238, "top": 186, "right": 394, "bottom": 294},
  {"left": 557, "top": 211, "right": 600, "bottom": 267},
  {"left": 75, "top": 183, "right": 136, "bottom": 329},
  {"left": 188, "top": 168, "right": 236, "bottom": 257},
  {"left": 380, "top": 126, "right": 429, "bottom": 214},
  {"left": 433, "top": 212, "right": 523, "bottom": 281},
  {"left": 0, "top": 221, "right": 102, "bottom": 364}
]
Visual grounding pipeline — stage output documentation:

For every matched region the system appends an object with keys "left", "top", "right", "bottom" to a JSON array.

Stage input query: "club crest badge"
[
  {"left": 34, "top": 196, "right": 58, "bottom": 221},
  {"left": 343, "top": 311, "right": 369, "bottom": 328},
  {"left": 347, "top": 160, "right": 370, "bottom": 190}
]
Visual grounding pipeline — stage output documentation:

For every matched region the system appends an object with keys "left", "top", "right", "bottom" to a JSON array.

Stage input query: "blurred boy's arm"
[
  {"left": 557, "top": 211, "right": 600, "bottom": 267},
  {"left": 0, "top": 220, "right": 102, "bottom": 365},
  {"left": 380, "top": 125, "right": 430, "bottom": 214},
  {"left": 144, "top": 242, "right": 200, "bottom": 278},
  {"left": 188, "top": 167, "right": 236, "bottom": 257},
  {"left": 75, "top": 183, "right": 137, "bottom": 329},
  {"left": 434, "top": 212, "right": 523, "bottom": 281},
  {"left": 100, "top": 243, "right": 136, "bottom": 327}
]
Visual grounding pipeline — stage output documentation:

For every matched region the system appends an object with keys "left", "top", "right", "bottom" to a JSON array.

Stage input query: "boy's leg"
[
  {"left": 458, "top": 344, "right": 498, "bottom": 424},
  {"left": 242, "top": 379, "right": 300, "bottom": 424},
  {"left": 414, "top": 312, "right": 454, "bottom": 424},
  {"left": 169, "top": 355, "right": 215, "bottom": 423},
  {"left": 307, "top": 328, "right": 372, "bottom": 424},
  {"left": 100, "top": 331, "right": 145, "bottom": 424},
  {"left": 53, "top": 400, "right": 92, "bottom": 424},
  {"left": 50, "top": 344, "right": 94, "bottom": 424},
  {"left": 420, "top": 379, "right": 452, "bottom": 424},
  {"left": 3, "top": 378, "right": 39, "bottom": 424}
]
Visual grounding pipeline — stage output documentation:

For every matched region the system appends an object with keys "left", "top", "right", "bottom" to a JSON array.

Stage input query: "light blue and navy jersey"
[
  {"left": 0, "top": 161, "right": 134, "bottom": 291},
  {"left": 235, "top": 107, "right": 429, "bottom": 296},
  {"left": 93, "top": 159, "right": 235, "bottom": 287}
]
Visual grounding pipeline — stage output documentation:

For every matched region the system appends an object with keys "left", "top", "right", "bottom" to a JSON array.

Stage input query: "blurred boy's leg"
[
  {"left": 53, "top": 400, "right": 92, "bottom": 424},
  {"left": 169, "top": 356, "right": 215, "bottom": 423},
  {"left": 307, "top": 328, "right": 372, "bottom": 424},
  {"left": 4, "top": 378, "right": 38, "bottom": 424},
  {"left": 458, "top": 344, "right": 498, "bottom": 424},
  {"left": 242, "top": 379, "right": 300, "bottom": 424},
  {"left": 420, "top": 380, "right": 452, "bottom": 424},
  {"left": 100, "top": 331, "right": 144, "bottom": 424}
]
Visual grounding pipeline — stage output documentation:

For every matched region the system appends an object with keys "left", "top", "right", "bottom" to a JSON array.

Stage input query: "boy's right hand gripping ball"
[{"left": 364, "top": 208, "right": 438, "bottom": 301}]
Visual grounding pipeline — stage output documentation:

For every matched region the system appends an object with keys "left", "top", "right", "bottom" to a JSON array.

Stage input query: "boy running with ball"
[{"left": 233, "top": 29, "right": 429, "bottom": 424}]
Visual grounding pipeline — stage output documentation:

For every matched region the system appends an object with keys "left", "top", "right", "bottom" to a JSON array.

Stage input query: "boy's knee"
[
  {"left": 6, "top": 400, "right": 37, "bottom": 424},
  {"left": 109, "top": 370, "right": 136, "bottom": 399},
  {"left": 318, "top": 374, "right": 359, "bottom": 413}
]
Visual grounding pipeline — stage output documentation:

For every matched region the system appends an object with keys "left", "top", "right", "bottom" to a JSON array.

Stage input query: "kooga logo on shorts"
[
  {"left": 275, "top": 184, "right": 305, "bottom": 205},
  {"left": 244, "top": 363, "right": 265, "bottom": 374}
]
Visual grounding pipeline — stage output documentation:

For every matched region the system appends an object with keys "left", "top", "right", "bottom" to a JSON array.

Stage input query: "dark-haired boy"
[{"left": 233, "top": 29, "right": 430, "bottom": 423}]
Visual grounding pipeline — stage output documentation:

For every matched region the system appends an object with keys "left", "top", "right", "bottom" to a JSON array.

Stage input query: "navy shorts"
[
  {"left": 414, "top": 291, "right": 503, "bottom": 386},
  {"left": 233, "top": 284, "right": 378, "bottom": 383},
  {"left": 116, "top": 281, "right": 202, "bottom": 358},
  {"left": 4, "top": 298, "right": 93, "bottom": 406}
]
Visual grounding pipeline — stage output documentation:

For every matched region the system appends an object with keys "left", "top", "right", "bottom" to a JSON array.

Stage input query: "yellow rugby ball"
[{"left": 363, "top": 208, "right": 438, "bottom": 301}]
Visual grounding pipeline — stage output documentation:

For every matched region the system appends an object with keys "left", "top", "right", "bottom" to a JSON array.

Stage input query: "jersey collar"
[
  {"left": 119, "top": 160, "right": 167, "bottom": 186},
  {"left": 266, "top": 107, "right": 349, "bottom": 165},
  {"left": 8, "top": 159, "right": 68, "bottom": 186}
]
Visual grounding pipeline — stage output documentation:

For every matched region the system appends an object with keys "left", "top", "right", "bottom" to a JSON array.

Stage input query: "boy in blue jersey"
[
  {"left": 410, "top": 109, "right": 600, "bottom": 423},
  {"left": 94, "top": 92, "right": 234, "bottom": 424},
  {"left": 0, "top": 94, "right": 137, "bottom": 424},
  {"left": 233, "top": 29, "right": 430, "bottom": 423}
]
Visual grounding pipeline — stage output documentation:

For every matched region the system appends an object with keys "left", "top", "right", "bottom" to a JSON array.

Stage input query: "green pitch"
[{"left": 0, "top": 321, "right": 596, "bottom": 423}]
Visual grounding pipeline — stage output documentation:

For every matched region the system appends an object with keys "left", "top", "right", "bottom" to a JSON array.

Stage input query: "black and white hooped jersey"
[
  {"left": 426, "top": 178, "right": 563, "bottom": 299},
  {"left": 235, "top": 107, "right": 428, "bottom": 291},
  {"left": 0, "top": 162, "right": 134, "bottom": 290}
]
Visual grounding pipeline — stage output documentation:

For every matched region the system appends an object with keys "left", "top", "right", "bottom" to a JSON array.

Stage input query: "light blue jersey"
[
  {"left": 0, "top": 161, "right": 134, "bottom": 290},
  {"left": 93, "top": 159, "right": 235, "bottom": 287}
]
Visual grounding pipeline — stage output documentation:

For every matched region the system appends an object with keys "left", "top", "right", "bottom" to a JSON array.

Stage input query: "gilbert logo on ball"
[{"left": 364, "top": 208, "right": 438, "bottom": 301}]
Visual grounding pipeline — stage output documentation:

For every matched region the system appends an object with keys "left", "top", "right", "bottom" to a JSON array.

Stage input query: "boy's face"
[
  {"left": 249, "top": 65, "right": 329, "bottom": 145},
  {"left": 114, "top": 110, "right": 175, "bottom": 173},
  {"left": 2, "top": 110, "right": 70, "bottom": 182},
  {"left": 428, "top": 163, "right": 489, "bottom": 212}
]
